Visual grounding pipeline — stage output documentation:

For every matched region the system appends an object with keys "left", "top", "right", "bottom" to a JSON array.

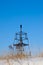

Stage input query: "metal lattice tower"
[{"left": 9, "top": 25, "right": 31, "bottom": 56}]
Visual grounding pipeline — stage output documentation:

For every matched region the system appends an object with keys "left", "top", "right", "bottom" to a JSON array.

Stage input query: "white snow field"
[{"left": 0, "top": 57, "right": 43, "bottom": 65}]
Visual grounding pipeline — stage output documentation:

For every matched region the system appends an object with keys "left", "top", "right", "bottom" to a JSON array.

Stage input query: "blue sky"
[{"left": 0, "top": 0, "right": 43, "bottom": 55}]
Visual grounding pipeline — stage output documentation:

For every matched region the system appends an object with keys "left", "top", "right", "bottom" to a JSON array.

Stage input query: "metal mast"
[
  {"left": 9, "top": 25, "right": 30, "bottom": 55},
  {"left": 20, "top": 25, "right": 22, "bottom": 44}
]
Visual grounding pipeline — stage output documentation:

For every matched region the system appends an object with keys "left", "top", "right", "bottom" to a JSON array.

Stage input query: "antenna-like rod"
[
  {"left": 20, "top": 25, "right": 22, "bottom": 32},
  {"left": 20, "top": 25, "right": 22, "bottom": 43}
]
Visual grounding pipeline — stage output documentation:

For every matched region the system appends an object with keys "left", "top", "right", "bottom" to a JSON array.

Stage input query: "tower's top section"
[
  {"left": 20, "top": 25, "right": 22, "bottom": 28},
  {"left": 9, "top": 25, "right": 29, "bottom": 50},
  {"left": 20, "top": 25, "right": 22, "bottom": 32}
]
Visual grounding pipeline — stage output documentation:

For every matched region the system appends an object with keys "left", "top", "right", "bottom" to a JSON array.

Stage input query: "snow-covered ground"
[{"left": 0, "top": 57, "right": 43, "bottom": 65}]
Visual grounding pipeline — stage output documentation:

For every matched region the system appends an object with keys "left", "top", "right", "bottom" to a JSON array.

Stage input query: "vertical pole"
[
  {"left": 20, "top": 25, "right": 22, "bottom": 32},
  {"left": 20, "top": 25, "right": 23, "bottom": 54},
  {"left": 20, "top": 25, "right": 22, "bottom": 43}
]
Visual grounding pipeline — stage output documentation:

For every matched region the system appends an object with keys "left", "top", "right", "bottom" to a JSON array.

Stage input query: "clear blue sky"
[{"left": 0, "top": 0, "right": 43, "bottom": 55}]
